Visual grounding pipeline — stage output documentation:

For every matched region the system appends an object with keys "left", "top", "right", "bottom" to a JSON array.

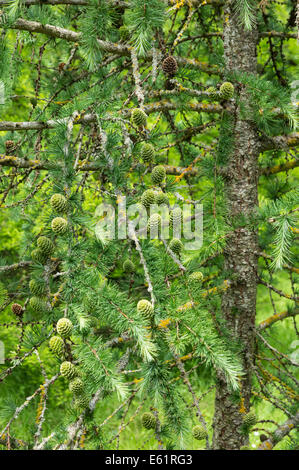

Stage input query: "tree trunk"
[{"left": 212, "top": 2, "right": 259, "bottom": 450}]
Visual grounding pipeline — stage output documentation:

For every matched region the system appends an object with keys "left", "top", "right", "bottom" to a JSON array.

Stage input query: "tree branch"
[
  {"left": 3, "top": 18, "right": 218, "bottom": 74},
  {"left": 0, "top": 261, "right": 32, "bottom": 272},
  {"left": 258, "top": 277, "right": 299, "bottom": 302},
  {"left": 0, "top": 101, "right": 222, "bottom": 133},
  {"left": 260, "top": 159, "right": 299, "bottom": 176},
  {"left": 258, "top": 308, "right": 299, "bottom": 331},
  {"left": 178, "top": 31, "right": 297, "bottom": 44},
  {"left": 258, "top": 412, "right": 299, "bottom": 450},
  {"left": 9, "top": 18, "right": 81, "bottom": 42},
  {"left": 1, "top": 154, "right": 298, "bottom": 179},
  {"left": 260, "top": 132, "right": 299, "bottom": 152}
]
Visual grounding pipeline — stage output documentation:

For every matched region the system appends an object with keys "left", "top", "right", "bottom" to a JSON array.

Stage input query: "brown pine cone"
[
  {"left": 162, "top": 56, "right": 178, "bottom": 76},
  {"left": 5, "top": 140, "right": 16, "bottom": 154},
  {"left": 165, "top": 78, "right": 176, "bottom": 90},
  {"left": 11, "top": 303, "right": 23, "bottom": 317}
]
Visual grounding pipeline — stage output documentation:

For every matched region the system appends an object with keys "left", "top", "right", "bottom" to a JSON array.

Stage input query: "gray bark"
[{"left": 212, "top": 2, "right": 259, "bottom": 449}]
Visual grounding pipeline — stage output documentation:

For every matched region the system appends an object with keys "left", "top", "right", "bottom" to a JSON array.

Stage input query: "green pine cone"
[
  {"left": 84, "top": 294, "right": 98, "bottom": 312},
  {"left": 170, "top": 207, "right": 181, "bottom": 229},
  {"left": 141, "top": 412, "right": 156, "bottom": 430},
  {"left": 56, "top": 317, "right": 73, "bottom": 338},
  {"left": 151, "top": 165, "right": 166, "bottom": 185},
  {"left": 243, "top": 410, "right": 257, "bottom": 428},
  {"left": 51, "top": 217, "right": 68, "bottom": 235},
  {"left": 37, "top": 236, "right": 54, "bottom": 255},
  {"left": 141, "top": 143, "right": 155, "bottom": 163},
  {"left": 84, "top": 293, "right": 98, "bottom": 312},
  {"left": 137, "top": 299, "right": 154, "bottom": 319},
  {"left": 74, "top": 394, "right": 89, "bottom": 410},
  {"left": 155, "top": 192, "right": 169, "bottom": 206},
  {"left": 219, "top": 81, "right": 234, "bottom": 100},
  {"left": 31, "top": 248, "right": 47, "bottom": 264},
  {"left": 29, "top": 279, "right": 45, "bottom": 296},
  {"left": 189, "top": 271, "right": 204, "bottom": 283},
  {"left": 169, "top": 238, "right": 183, "bottom": 255},
  {"left": 29, "top": 296, "right": 47, "bottom": 314},
  {"left": 123, "top": 259, "right": 135, "bottom": 273},
  {"left": 60, "top": 361, "right": 77, "bottom": 380},
  {"left": 50, "top": 193, "right": 68, "bottom": 213},
  {"left": 119, "top": 25, "right": 130, "bottom": 41},
  {"left": 147, "top": 213, "right": 161, "bottom": 237},
  {"left": 207, "top": 86, "right": 218, "bottom": 100},
  {"left": 69, "top": 377, "right": 84, "bottom": 394},
  {"left": 192, "top": 425, "right": 207, "bottom": 441},
  {"left": 131, "top": 108, "right": 147, "bottom": 128},
  {"left": 49, "top": 336, "right": 64, "bottom": 356},
  {"left": 141, "top": 190, "right": 156, "bottom": 209}
]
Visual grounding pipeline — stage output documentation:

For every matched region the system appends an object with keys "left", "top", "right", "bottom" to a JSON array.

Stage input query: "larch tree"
[{"left": 0, "top": 0, "right": 298, "bottom": 451}]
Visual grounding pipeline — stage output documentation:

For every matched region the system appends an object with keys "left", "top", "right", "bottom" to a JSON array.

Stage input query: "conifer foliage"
[{"left": 0, "top": 0, "right": 298, "bottom": 451}]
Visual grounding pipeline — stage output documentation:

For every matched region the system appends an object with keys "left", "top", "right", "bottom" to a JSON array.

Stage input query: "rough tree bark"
[{"left": 212, "top": 2, "right": 259, "bottom": 449}]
